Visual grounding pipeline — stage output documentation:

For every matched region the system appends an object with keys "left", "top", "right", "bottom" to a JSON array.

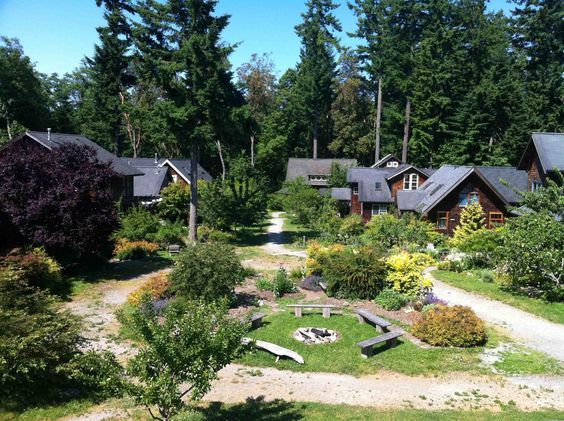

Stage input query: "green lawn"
[
  {"left": 432, "top": 270, "right": 564, "bottom": 325},
  {"left": 282, "top": 216, "right": 319, "bottom": 248},
  {"left": 238, "top": 311, "right": 490, "bottom": 376},
  {"left": 494, "top": 345, "right": 564, "bottom": 375}
]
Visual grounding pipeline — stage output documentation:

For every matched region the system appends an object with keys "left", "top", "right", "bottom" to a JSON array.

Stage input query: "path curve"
[
  {"left": 426, "top": 268, "right": 564, "bottom": 361},
  {"left": 205, "top": 364, "right": 564, "bottom": 411},
  {"left": 261, "top": 212, "right": 307, "bottom": 258}
]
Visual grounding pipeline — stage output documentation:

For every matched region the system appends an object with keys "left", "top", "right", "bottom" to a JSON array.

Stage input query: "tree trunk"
[
  {"left": 250, "top": 134, "right": 255, "bottom": 167},
  {"left": 402, "top": 100, "right": 411, "bottom": 163},
  {"left": 114, "top": 120, "right": 121, "bottom": 156},
  {"left": 188, "top": 137, "right": 199, "bottom": 242},
  {"left": 313, "top": 114, "right": 319, "bottom": 159},
  {"left": 374, "top": 77, "right": 383, "bottom": 164},
  {"left": 6, "top": 119, "right": 12, "bottom": 141},
  {"left": 216, "top": 139, "right": 226, "bottom": 182}
]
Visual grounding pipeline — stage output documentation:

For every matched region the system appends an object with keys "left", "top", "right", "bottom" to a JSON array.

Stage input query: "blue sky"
[{"left": 0, "top": 0, "right": 513, "bottom": 77}]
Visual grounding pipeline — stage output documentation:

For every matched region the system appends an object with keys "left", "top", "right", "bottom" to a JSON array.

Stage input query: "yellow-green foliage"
[
  {"left": 128, "top": 273, "right": 171, "bottom": 305},
  {"left": 385, "top": 252, "right": 434, "bottom": 295},
  {"left": 412, "top": 305, "right": 487, "bottom": 347},
  {"left": 114, "top": 239, "right": 159, "bottom": 260},
  {"left": 305, "top": 241, "right": 345, "bottom": 275},
  {"left": 0, "top": 247, "right": 63, "bottom": 292},
  {"left": 451, "top": 203, "right": 486, "bottom": 247}
]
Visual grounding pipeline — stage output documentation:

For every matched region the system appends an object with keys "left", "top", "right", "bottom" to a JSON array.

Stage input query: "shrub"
[
  {"left": 385, "top": 252, "right": 434, "bottom": 296},
  {"left": 362, "top": 214, "right": 440, "bottom": 249},
  {"left": 114, "top": 207, "right": 160, "bottom": 242},
  {"left": 272, "top": 267, "right": 296, "bottom": 297},
  {"left": 158, "top": 182, "right": 190, "bottom": 222},
  {"left": 154, "top": 220, "right": 188, "bottom": 246},
  {"left": 412, "top": 305, "right": 487, "bottom": 347},
  {"left": 283, "top": 178, "right": 328, "bottom": 227},
  {"left": 450, "top": 203, "right": 486, "bottom": 248},
  {"left": 128, "top": 273, "right": 171, "bottom": 306},
  {"left": 437, "top": 259, "right": 465, "bottom": 272},
  {"left": 305, "top": 241, "right": 345, "bottom": 275},
  {"left": 473, "top": 269, "right": 495, "bottom": 283},
  {"left": 267, "top": 193, "right": 285, "bottom": 211},
  {"left": 114, "top": 239, "right": 159, "bottom": 260},
  {"left": 255, "top": 277, "right": 273, "bottom": 291},
  {"left": 198, "top": 225, "right": 235, "bottom": 243},
  {"left": 375, "top": 288, "right": 408, "bottom": 311},
  {"left": 322, "top": 247, "right": 387, "bottom": 299},
  {"left": 0, "top": 248, "right": 64, "bottom": 293},
  {"left": 289, "top": 267, "right": 305, "bottom": 281},
  {"left": 300, "top": 275, "right": 325, "bottom": 291},
  {"left": 453, "top": 228, "right": 502, "bottom": 268},
  {"left": 169, "top": 242, "right": 245, "bottom": 302},
  {"left": 336, "top": 214, "right": 364, "bottom": 244},
  {"left": 496, "top": 211, "right": 563, "bottom": 301}
]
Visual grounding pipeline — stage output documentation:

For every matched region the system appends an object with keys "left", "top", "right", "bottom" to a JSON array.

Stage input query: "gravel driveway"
[
  {"left": 261, "top": 212, "right": 307, "bottom": 258},
  {"left": 427, "top": 268, "right": 564, "bottom": 361}
]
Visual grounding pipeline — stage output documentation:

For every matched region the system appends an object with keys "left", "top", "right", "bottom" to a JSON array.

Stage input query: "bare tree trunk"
[
  {"left": 374, "top": 77, "right": 382, "bottom": 164},
  {"left": 6, "top": 120, "right": 12, "bottom": 141},
  {"left": 250, "top": 134, "right": 255, "bottom": 167},
  {"left": 402, "top": 100, "right": 411, "bottom": 163},
  {"left": 120, "top": 92, "right": 141, "bottom": 158},
  {"left": 215, "top": 139, "right": 226, "bottom": 182},
  {"left": 313, "top": 115, "right": 319, "bottom": 159},
  {"left": 188, "top": 138, "right": 199, "bottom": 243}
]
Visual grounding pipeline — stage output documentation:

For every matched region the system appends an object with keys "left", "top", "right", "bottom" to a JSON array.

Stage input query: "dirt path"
[
  {"left": 66, "top": 268, "right": 170, "bottom": 359},
  {"left": 426, "top": 268, "right": 564, "bottom": 362},
  {"left": 261, "top": 212, "right": 307, "bottom": 258},
  {"left": 205, "top": 364, "right": 564, "bottom": 411}
]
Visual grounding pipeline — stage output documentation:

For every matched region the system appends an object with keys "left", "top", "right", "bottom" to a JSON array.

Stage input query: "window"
[
  {"left": 403, "top": 173, "right": 419, "bottom": 190},
  {"left": 386, "top": 161, "right": 399, "bottom": 168},
  {"left": 459, "top": 191, "right": 478, "bottom": 207},
  {"left": 308, "top": 175, "right": 327, "bottom": 182},
  {"left": 532, "top": 181, "right": 543, "bottom": 192},
  {"left": 371, "top": 203, "right": 388, "bottom": 215},
  {"left": 469, "top": 192, "right": 479, "bottom": 204},
  {"left": 488, "top": 212, "right": 504, "bottom": 228},
  {"left": 437, "top": 211, "right": 449, "bottom": 230},
  {"left": 458, "top": 193, "right": 469, "bottom": 207},
  {"left": 172, "top": 174, "right": 178, "bottom": 183},
  {"left": 352, "top": 186, "right": 358, "bottom": 195},
  {"left": 375, "top": 182, "right": 381, "bottom": 190}
]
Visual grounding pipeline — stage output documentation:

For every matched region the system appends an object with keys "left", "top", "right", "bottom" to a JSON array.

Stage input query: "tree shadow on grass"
[{"left": 199, "top": 397, "right": 303, "bottom": 420}]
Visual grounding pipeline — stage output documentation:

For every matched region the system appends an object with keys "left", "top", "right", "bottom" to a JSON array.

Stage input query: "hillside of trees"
[{"left": 1, "top": 0, "right": 562, "bottom": 188}]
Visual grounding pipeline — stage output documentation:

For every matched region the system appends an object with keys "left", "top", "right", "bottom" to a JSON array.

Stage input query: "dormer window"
[
  {"left": 386, "top": 161, "right": 399, "bottom": 168},
  {"left": 375, "top": 182, "right": 381, "bottom": 190},
  {"left": 403, "top": 173, "right": 419, "bottom": 190},
  {"left": 308, "top": 175, "right": 327, "bottom": 182},
  {"left": 352, "top": 186, "right": 358, "bottom": 195}
]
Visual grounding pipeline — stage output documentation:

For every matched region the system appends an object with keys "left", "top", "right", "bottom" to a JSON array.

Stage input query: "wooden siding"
[
  {"left": 425, "top": 173, "right": 508, "bottom": 235},
  {"left": 390, "top": 173, "right": 428, "bottom": 199}
]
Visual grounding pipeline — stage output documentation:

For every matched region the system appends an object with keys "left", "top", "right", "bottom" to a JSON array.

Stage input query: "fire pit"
[{"left": 293, "top": 327, "right": 338, "bottom": 345}]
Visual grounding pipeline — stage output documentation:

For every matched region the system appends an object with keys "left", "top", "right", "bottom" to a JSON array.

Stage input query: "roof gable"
[
  {"left": 286, "top": 158, "right": 358, "bottom": 182},
  {"left": 371, "top": 154, "right": 402, "bottom": 168},
  {"left": 347, "top": 167, "right": 395, "bottom": 203},
  {"left": 518, "top": 132, "right": 564, "bottom": 173}
]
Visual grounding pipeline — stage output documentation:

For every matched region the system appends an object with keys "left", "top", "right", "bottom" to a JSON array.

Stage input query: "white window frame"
[
  {"left": 386, "top": 161, "right": 399, "bottom": 168},
  {"left": 352, "top": 186, "right": 358, "bottom": 195},
  {"left": 172, "top": 174, "right": 178, "bottom": 183},
  {"left": 371, "top": 203, "right": 388, "bottom": 215},
  {"left": 532, "top": 181, "right": 543, "bottom": 192},
  {"left": 403, "top": 173, "right": 419, "bottom": 190},
  {"left": 309, "top": 175, "right": 327, "bottom": 182}
]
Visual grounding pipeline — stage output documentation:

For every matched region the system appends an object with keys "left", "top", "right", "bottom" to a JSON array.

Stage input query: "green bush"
[
  {"left": 0, "top": 248, "right": 64, "bottom": 293},
  {"left": 272, "top": 267, "right": 297, "bottom": 297},
  {"left": 454, "top": 228, "right": 502, "bottom": 268},
  {"left": 114, "top": 239, "right": 159, "bottom": 260},
  {"left": 283, "top": 177, "right": 327, "bottom": 227},
  {"left": 322, "top": 247, "right": 387, "bottom": 299},
  {"left": 169, "top": 242, "right": 245, "bottom": 302},
  {"left": 197, "top": 225, "right": 235, "bottom": 243},
  {"left": 114, "top": 207, "right": 160, "bottom": 242},
  {"left": 158, "top": 182, "right": 190, "bottom": 222},
  {"left": 385, "top": 252, "right": 434, "bottom": 296},
  {"left": 412, "top": 305, "right": 487, "bottom": 347},
  {"left": 267, "top": 193, "right": 285, "bottom": 211},
  {"left": 336, "top": 214, "right": 364, "bottom": 244},
  {"left": 375, "top": 288, "right": 409, "bottom": 311},
  {"left": 255, "top": 277, "right": 273, "bottom": 291},
  {"left": 362, "top": 214, "right": 440, "bottom": 249},
  {"left": 155, "top": 220, "right": 188, "bottom": 246},
  {"left": 437, "top": 259, "right": 464, "bottom": 272},
  {"left": 473, "top": 269, "right": 494, "bottom": 283}
]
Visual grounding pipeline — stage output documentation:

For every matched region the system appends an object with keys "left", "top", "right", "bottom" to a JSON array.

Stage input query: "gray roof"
[
  {"left": 331, "top": 187, "right": 352, "bottom": 201},
  {"left": 121, "top": 157, "right": 213, "bottom": 183},
  {"left": 397, "top": 190, "right": 427, "bottom": 211},
  {"left": 133, "top": 166, "right": 170, "bottom": 198},
  {"left": 286, "top": 158, "right": 358, "bottom": 185},
  {"left": 371, "top": 154, "right": 401, "bottom": 168},
  {"left": 25, "top": 131, "right": 143, "bottom": 177},
  {"left": 477, "top": 166, "right": 527, "bottom": 204},
  {"left": 519, "top": 132, "right": 564, "bottom": 173},
  {"left": 386, "top": 164, "right": 434, "bottom": 180},
  {"left": 347, "top": 167, "right": 395, "bottom": 203}
]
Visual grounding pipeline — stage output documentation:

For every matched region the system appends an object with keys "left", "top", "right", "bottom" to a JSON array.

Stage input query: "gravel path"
[
  {"left": 261, "top": 212, "right": 307, "bottom": 258},
  {"left": 427, "top": 268, "right": 564, "bottom": 361},
  {"left": 205, "top": 364, "right": 564, "bottom": 411}
]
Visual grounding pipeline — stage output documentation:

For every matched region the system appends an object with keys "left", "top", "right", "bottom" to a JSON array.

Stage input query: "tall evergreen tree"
[
  {"left": 87, "top": 0, "right": 135, "bottom": 154},
  {"left": 134, "top": 0, "right": 240, "bottom": 241},
  {"left": 295, "top": 0, "right": 341, "bottom": 159}
]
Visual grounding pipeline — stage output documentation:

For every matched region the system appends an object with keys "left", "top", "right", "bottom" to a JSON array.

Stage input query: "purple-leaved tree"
[{"left": 0, "top": 140, "right": 119, "bottom": 261}]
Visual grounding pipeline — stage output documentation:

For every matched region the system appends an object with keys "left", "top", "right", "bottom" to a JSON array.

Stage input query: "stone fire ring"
[{"left": 293, "top": 327, "right": 339, "bottom": 345}]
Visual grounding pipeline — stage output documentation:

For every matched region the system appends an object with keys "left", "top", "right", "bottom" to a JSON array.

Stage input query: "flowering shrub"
[
  {"left": 385, "top": 252, "right": 434, "bottom": 295},
  {"left": 305, "top": 241, "right": 345, "bottom": 275},
  {"left": 128, "top": 273, "right": 171, "bottom": 306},
  {"left": 412, "top": 305, "right": 487, "bottom": 347},
  {"left": 0, "top": 248, "right": 64, "bottom": 293},
  {"left": 114, "top": 239, "right": 159, "bottom": 260}
]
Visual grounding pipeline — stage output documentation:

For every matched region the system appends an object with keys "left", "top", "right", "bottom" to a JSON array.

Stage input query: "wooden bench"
[
  {"left": 167, "top": 244, "right": 182, "bottom": 255},
  {"left": 356, "top": 331, "right": 403, "bottom": 358},
  {"left": 287, "top": 304, "right": 338, "bottom": 318},
  {"left": 356, "top": 309, "right": 391, "bottom": 332},
  {"left": 250, "top": 312, "right": 266, "bottom": 329}
]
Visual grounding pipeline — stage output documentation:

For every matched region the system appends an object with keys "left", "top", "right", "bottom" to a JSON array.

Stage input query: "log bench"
[
  {"left": 287, "top": 304, "right": 338, "bottom": 318},
  {"left": 167, "top": 244, "right": 182, "bottom": 255},
  {"left": 356, "top": 331, "right": 403, "bottom": 358},
  {"left": 356, "top": 309, "right": 391, "bottom": 332},
  {"left": 250, "top": 312, "right": 266, "bottom": 329}
]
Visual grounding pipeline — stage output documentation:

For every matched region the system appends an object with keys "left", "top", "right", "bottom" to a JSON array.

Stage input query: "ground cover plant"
[
  {"left": 238, "top": 312, "right": 490, "bottom": 376},
  {"left": 431, "top": 270, "right": 564, "bottom": 324}
]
